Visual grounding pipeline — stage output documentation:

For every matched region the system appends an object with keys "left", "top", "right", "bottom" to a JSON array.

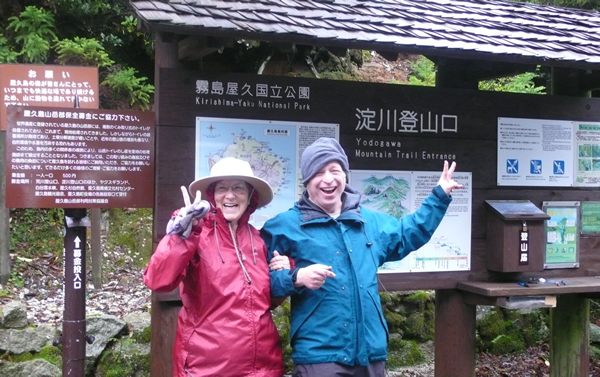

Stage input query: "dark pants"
[{"left": 292, "top": 361, "right": 387, "bottom": 377}]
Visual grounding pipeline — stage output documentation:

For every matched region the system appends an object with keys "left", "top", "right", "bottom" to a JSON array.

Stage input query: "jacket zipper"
[{"left": 229, "top": 223, "right": 252, "bottom": 284}]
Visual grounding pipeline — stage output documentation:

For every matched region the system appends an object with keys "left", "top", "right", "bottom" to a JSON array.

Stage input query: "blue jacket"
[{"left": 260, "top": 185, "right": 451, "bottom": 366}]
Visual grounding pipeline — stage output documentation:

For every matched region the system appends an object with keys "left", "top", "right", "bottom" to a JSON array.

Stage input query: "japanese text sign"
[
  {"left": 0, "top": 64, "right": 98, "bottom": 131},
  {"left": 5, "top": 105, "right": 155, "bottom": 208}
]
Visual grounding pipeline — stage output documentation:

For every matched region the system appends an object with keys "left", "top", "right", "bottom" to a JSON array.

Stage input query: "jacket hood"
[{"left": 297, "top": 184, "right": 362, "bottom": 222}]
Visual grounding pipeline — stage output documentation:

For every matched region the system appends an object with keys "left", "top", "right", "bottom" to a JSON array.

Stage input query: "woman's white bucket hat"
[{"left": 189, "top": 157, "right": 274, "bottom": 209}]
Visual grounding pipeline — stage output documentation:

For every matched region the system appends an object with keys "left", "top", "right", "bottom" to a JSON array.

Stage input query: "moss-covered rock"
[
  {"left": 387, "top": 336, "right": 425, "bottom": 369},
  {"left": 380, "top": 291, "right": 435, "bottom": 342},
  {"left": 272, "top": 298, "right": 293, "bottom": 373},
  {"left": 476, "top": 307, "right": 549, "bottom": 355},
  {"left": 489, "top": 334, "right": 526, "bottom": 354},
  {"left": 2, "top": 345, "right": 62, "bottom": 367},
  {"left": 38, "top": 345, "right": 62, "bottom": 367},
  {"left": 95, "top": 339, "right": 150, "bottom": 377}
]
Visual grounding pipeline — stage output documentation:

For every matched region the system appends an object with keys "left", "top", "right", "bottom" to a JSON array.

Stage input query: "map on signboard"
[
  {"left": 350, "top": 170, "right": 472, "bottom": 273},
  {"left": 196, "top": 118, "right": 295, "bottom": 228}
]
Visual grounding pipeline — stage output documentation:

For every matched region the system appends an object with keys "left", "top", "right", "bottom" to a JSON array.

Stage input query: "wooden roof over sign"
[{"left": 130, "top": 0, "right": 600, "bottom": 70}]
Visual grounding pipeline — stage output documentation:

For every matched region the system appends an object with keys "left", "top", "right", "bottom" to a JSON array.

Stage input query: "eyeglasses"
[{"left": 214, "top": 183, "right": 249, "bottom": 195}]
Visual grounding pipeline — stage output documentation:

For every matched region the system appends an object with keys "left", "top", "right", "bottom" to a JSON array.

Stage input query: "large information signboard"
[
  {"left": 0, "top": 64, "right": 98, "bottom": 131},
  {"left": 5, "top": 105, "right": 154, "bottom": 208}
]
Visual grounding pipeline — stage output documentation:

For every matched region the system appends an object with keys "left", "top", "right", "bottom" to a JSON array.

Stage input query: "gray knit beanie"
[{"left": 301, "top": 137, "right": 350, "bottom": 186}]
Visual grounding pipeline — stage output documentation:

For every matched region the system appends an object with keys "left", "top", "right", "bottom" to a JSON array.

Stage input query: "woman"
[{"left": 144, "top": 157, "right": 287, "bottom": 377}]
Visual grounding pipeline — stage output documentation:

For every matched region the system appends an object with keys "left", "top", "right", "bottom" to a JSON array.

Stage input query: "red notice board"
[
  {"left": 0, "top": 64, "right": 99, "bottom": 131},
  {"left": 5, "top": 105, "right": 155, "bottom": 208}
]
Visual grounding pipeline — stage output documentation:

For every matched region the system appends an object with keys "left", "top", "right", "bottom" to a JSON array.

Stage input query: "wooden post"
[
  {"left": 550, "top": 295, "right": 589, "bottom": 377},
  {"left": 434, "top": 289, "right": 476, "bottom": 377},
  {"left": 0, "top": 131, "right": 10, "bottom": 285},
  {"left": 150, "top": 31, "right": 184, "bottom": 377},
  {"left": 549, "top": 67, "right": 590, "bottom": 377},
  {"left": 91, "top": 208, "right": 102, "bottom": 289}
]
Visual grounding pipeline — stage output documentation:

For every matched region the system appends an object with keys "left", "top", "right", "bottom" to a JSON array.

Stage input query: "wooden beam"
[
  {"left": 435, "top": 57, "right": 535, "bottom": 89},
  {"left": 325, "top": 46, "right": 348, "bottom": 57},
  {"left": 436, "top": 58, "right": 479, "bottom": 90},
  {"left": 551, "top": 67, "right": 589, "bottom": 97},
  {"left": 579, "top": 70, "right": 600, "bottom": 93},
  {"left": 178, "top": 36, "right": 219, "bottom": 61},
  {"left": 376, "top": 50, "right": 399, "bottom": 62},
  {"left": 271, "top": 42, "right": 295, "bottom": 54}
]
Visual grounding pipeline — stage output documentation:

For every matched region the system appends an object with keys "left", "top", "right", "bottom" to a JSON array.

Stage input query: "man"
[{"left": 261, "top": 137, "right": 461, "bottom": 377}]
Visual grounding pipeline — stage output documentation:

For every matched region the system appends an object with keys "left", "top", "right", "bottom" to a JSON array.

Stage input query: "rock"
[
  {"left": 84, "top": 315, "right": 127, "bottom": 375},
  {"left": 123, "top": 311, "right": 150, "bottom": 334},
  {"left": 0, "top": 358, "right": 61, "bottom": 377},
  {"left": 0, "top": 325, "right": 56, "bottom": 354},
  {"left": 3, "top": 301, "right": 28, "bottom": 328}
]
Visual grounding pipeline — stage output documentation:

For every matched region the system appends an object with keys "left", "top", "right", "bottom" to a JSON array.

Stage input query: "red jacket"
[{"left": 144, "top": 193, "right": 284, "bottom": 377}]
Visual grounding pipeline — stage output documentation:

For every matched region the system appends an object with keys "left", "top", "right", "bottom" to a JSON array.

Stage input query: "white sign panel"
[
  {"left": 573, "top": 122, "right": 600, "bottom": 186},
  {"left": 497, "top": 117, "right": 573, "bottom": 186}
]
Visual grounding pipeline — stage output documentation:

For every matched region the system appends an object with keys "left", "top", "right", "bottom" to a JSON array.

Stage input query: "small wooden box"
[{"left": 485, "top": 200, "right": 550, "bottom": 273}]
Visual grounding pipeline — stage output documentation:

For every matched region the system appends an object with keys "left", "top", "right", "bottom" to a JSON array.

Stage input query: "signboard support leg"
[
  {"left": 0, "top": 131, "right": 9, "bottom": 284},
  {"left": 62, "top": 208, "right": 92, "bottom": 377}
]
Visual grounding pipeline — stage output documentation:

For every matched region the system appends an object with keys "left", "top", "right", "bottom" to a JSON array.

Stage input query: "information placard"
[
  {"left": 581, "top": 201, "right": 600, "bottom": 234},
  {"left": 0, "top": 64, "right": 98, "bottom": 131},
  {"left": 5, "top": 105, "right": 154, "bottom": 208},
  {"left": 349, "top": 170, "right": 472, "bottom": 273},
  {"left": 542, "top": 201, "right": 580, "bottom": 269}
]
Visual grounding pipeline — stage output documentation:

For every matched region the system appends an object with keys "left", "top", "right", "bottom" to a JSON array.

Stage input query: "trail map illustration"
[{"left": 350, "top": 170, "right": 472, "bottom": 273}]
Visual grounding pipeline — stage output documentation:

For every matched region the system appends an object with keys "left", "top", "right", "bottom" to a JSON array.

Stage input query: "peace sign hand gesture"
[
  {"left": 437, "top": 161, "right": 463, "bottom": 196},
  {"left": 167, "top": 186, "right": 211, "bottom": 239}
]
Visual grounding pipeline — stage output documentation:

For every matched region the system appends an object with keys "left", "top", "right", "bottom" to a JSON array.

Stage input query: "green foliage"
[
  {"left": 7, "top": 257, "right": 27, "bottom": 288},
  {"left": 7, "top": 6, "right": 57, "bottom": 63},
  {"left": 1, "top": 3, "right": 155, "bottom": 110},
  {"left": 0, "top": 37, "right": 18, "bottom": 63},
  {"left": 106, "top": 208, "right": 153, "bottom": 268},
  {"left": 9, "top": 208, "right": 64, "bottom": 259},
  {"left": 54, "top": 37, "right": 115, "bottom": 66},
  {"left": 479, "top": 70, "right": 546, "bottom": 94},
  {"left": 131, "top": 326, "right": 151, "bottom": 343},
  {"left": 407, "top": 56, "right": 546, "bottom": 94},
  {"left": 101, "top": 67, "right": 155, "bottom": 110},
  {"left": 407, "top": 56, "right": 436, "bottom": 87},
  {"left": 514, "top": 0, "right": 600, "bottom": 9}
]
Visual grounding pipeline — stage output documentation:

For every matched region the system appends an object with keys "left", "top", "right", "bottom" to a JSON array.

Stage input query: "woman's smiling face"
[{"left": 213, "top": 179, "right": 251, "bottom": 224}]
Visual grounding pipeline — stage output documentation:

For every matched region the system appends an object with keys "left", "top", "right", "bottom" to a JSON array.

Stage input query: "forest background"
[{"left": 3, "top": 0, "right": 600, "bottom": 376}]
